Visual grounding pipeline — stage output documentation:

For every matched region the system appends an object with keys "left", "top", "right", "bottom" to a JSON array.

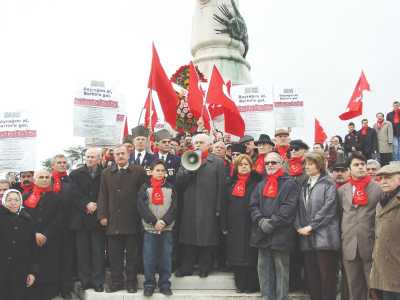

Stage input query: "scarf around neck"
[
  {"left": 360, "top": 126, "right": 368, "bottom": 136},
  {"left": 376, "top": 119, "right": 384, "bottom": 129},
  {"left": 394, "top": 109, "right": 400, "bottom": 125},
  {"left": 21, "top": 182, "right": 33, "bottom": 194},
  {"left": 150, "top": 178, "right": 164, "bottom": 205},
  {"left": 52, "top": 171, "right": 67, "bottom": 193},
  {"left": 349, "top": 175, "right": 371, "bottom": 206},
  {"left": 275, "top": 145, "right": 289, "bottom": 160},
  {"left": 288, "top": 156, "right": 303, "bottom": 176},
  {"left": 24, "top": 185, "right": 52, "bottom": 209},
  {"left": 232, "top": 173, "right": 251, "bottom": 197},
  {"left": 262, "top": 168, "right": 285, "bottom": 198},
  {"left": 254, "top": 153, "right": 266, "bottom": 175}
]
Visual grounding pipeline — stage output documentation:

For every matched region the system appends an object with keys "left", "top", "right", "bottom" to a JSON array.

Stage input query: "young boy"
[{"left": 137, "top": 160, "right": 177, "bottom": 297}]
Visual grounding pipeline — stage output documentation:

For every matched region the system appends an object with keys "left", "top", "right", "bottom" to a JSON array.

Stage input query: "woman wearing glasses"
[{"left": 295, "top": 151, "right": 340, "bottom": 300}]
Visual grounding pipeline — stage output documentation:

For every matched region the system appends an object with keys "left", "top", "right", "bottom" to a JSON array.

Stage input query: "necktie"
[{"left": 135, "top": 152, "right": 142, "bottom": 165}]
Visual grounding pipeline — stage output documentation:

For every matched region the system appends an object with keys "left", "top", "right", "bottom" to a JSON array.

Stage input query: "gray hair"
[
  {"left": 192, "top": 133, "right": 212, "bottom": 146},
  {"left": 51, "top": 154, "right": 67, "bottom": 166},
  {"left": 367, "top": 159, "right": 381, "bottom": 169},
  {"left": 86, "top": 147, "right": 101, "bottom": 159},
  {"left": 265, "top": 152, "right": 283, "bottom": 164}
]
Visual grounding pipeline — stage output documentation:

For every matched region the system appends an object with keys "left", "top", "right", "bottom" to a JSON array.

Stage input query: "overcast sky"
[{"left": 1, "top": 0, "right": 399, "bottom": 163}]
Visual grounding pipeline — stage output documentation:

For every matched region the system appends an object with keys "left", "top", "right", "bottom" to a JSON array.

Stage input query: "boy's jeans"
[
  {"left": 143, "top": 231, "right": 173, "bottom": 290},
  {"left": 258, "top": 248, "right": 290, "bottom": 300}
]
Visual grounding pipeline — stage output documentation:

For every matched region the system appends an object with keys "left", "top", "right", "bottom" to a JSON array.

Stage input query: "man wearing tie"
[
  {"left": 155, "top": 129, "right": 181, "bottom": 185},
  {"left": 129, "top": 125, "right": 155, "bottom": 173}
]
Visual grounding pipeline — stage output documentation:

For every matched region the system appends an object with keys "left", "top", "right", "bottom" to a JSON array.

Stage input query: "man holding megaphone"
[{"left": 175, "top": 133, "right": 226, "bottom": 278}]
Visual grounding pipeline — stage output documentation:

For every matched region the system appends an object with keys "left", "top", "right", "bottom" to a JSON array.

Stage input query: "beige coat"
[
  {"left": 370, "top": 192, "right": 400, "bottom": 293},
  {"left": 374, "top": 121, "right": 393, "bottom": 153},
  {"left": 338, "top": 181, "right": 382, "bottom": 261}
]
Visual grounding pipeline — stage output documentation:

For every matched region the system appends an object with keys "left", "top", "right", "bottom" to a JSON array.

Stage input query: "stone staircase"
[{"left": 82, "top": 272, "right": 310, "bottom": 300}]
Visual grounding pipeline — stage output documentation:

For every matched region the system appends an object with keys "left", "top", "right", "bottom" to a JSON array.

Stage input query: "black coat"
[
  {"left": 344, "top": 130, "right": 359, "bottom": 154},
  {"left": 357, "top": 127, "right": 378, "bottom": 158},
  {"left": 23, "top": 191, "right": 62, "bottom": 284},
  {"left": 51, "top": 175, "right": 76, "bottom": 230},
  {"left": 154, "top": 152, "right": 181, "bottom": 185},
  {"left": 69, "top": 165, "right": 103, "bottom": 231},
  {"left": 386, "top": 110, "right": 400, "bottom": 137},
  {"left": 0, "top": 207, "right": 37, "bottom": 300},
  {"left": 249, "top": 174, "right": 300, "bottom": 250},
  {"left": 226, "top": 172, "right": 261, "bottom": 266}
]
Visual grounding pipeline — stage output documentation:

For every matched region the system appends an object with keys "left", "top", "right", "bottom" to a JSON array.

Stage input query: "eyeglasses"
[
  {"left": 232, "top": 153, "right": 241, "bottom": 157},
  {"left": 38, "top": 176, "right": 50, "bottom": 179},
  {"left": 265, "top": 161, "right": 279, "bottom": 166},
  {"left": 290, "top": 147, "right": 300, "bottom": 152},
  {"left": 367, "top": 168, "right": 377, "bottom": 171}
]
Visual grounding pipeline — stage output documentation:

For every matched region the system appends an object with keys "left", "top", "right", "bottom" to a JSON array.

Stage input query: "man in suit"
[
  {"left": 129, "top": 125, "right": 155, "bottom": 174},
  {"left": 337, "top": 152, "right": 383, "bottom": 300}
]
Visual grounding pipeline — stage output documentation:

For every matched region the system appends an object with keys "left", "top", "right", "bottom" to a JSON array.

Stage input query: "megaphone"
[{"left": 181, "top": 150, "right": 202, "bottom": 171}]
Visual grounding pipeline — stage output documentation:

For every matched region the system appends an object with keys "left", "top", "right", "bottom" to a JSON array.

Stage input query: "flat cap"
[
  {"left": 238, "top": 135, "right": 254, "bottom": 144},
  {"left": 376, "top": 163, "right": 400, "bottom": 176},
  {"left": 331, "top": 162, "right": 348, "bottom": 171},
  {"left": 275, "top": 128, "right": 290, "bottom": 137}
]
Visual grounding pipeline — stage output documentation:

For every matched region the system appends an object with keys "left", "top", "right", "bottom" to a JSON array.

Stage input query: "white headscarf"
[{"left": 1, "top": 189, "right": 23, "bottom": 214}]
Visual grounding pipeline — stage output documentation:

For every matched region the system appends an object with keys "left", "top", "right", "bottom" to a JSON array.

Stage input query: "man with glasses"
[
  {"left": 337, "top": 152, "right": 382, "bottom": 300},
  {"left": 249, "top": 151, "right": 299, "bottom": 300}
]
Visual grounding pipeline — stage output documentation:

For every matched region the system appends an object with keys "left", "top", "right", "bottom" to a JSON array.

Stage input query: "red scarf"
[
  {"left": 229, "top": 162, "right": 235, "bottom": 177},
  {"left": 150, "top": 178, "right": 164, "bottom": 205},
  {"left": 232, "top": 173, "right": 250, "bottom": 197},
  {"left": 201, "top": 150, "right": 209, "bottom": 160},
  {"left": 52, "top": 171, "right": 67, "bottom": 193},
  {"left": 254, "top": 154, "right": 266, "bottom": 174},
  {"left": 21, "top": 182, "right": 33, "bottom": 194},
  {"left": 376, "top": 119, "right": 384, "bottom": 129},
  {"left": 288, "top": 157, "right": 303, "bottom": 176},
  {"left": 24, "top": 185, "right": 52, "bottom": 209},
  {"left": 349, "top": 176, "right": 371, "bottom": 206},
  {"left": 336, "top": 180, "right": 348, "bottom": 189},
  {"left": 360, "top": 126, "right": 368, "bottom": 136},
  {"left": 394, "top": 109, "right": 400, "bottom": 125},
  {"left": 262, "top": 168, "right": 285, "bottom": 198},
  {"left": 275, "top": 145, "right": 289, "bottom": 160}
]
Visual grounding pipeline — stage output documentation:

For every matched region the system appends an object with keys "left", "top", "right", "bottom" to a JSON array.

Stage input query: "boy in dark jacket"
[{"left": 138, "top": 160, "right": 177, "bottom": 297}]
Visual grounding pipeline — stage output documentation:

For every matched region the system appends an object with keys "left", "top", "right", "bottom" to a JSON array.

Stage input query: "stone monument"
[{"left": 191, "top": 0, "right": 252, "bottom": 85}]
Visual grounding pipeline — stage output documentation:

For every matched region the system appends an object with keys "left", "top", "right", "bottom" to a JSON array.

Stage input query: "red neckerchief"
[
  {"left": 201, "top": 150, "right": 209, "bottom": 160},
  {"left": 24, "top": 185, "right": 52, "bottom": 209},
  {"left": 394, "top": 109, "right": 400, "bottom": 125},
  {"left": 360, "top": 126, "right": 368, "bottom": 136},
  {"left": 349, "top": 176, "right": 371, "bottom": 206},
  {"left": 275, "top": 145, "right": 289, "bottom": 160},
  {"left": 288, "top": 157, "right": 303, "bottom": 176},
  {"left": 376, "top": 119, "right": 384, "bottom": 129},
  {"left": 336, "top": 180, "right": 348, "bottom": 189},
  {"left": 150, "top": 178, "right": 164, "bottom": 205},
  {"left": 262, "top": 168, "right": 285, "bottom": 198},
  {"left": 232, "top": 173, "right": 250, "bottom": 197},
  {"left": 254, "top": 153, "right": 266, "bottom": 175},
  {"left": 21, "top": 182, "right": 33, "bottom": 194},
  {"left": 52, "top": 171, "right": 67, "bottom": 193}
]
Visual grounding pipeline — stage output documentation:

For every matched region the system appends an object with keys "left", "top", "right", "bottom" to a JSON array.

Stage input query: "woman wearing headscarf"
[
  {"left": 226, "top": 154, "right": 262, "bottom": 293},
  {"left": 0, "top": 189, "right": 37, "bottom": 300},
  {"left": 23, "top": 170, "right": 62, "bottom": 300}
]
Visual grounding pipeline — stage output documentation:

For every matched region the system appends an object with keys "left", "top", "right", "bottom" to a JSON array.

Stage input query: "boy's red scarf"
[
  {"left": 254, "top": 154, "right": 265, "bottom": 174},
  {"left": 263, "top": 168, "right": 285, "bottom": 198},
  {"left": 288, "top": 157, "right": 303, "bottom": 176},
  {"left": 52, "top": 171, "right": 68, "bottom": 193},
  {"left": 349, "top": 176, "right": 371, "bottom": 206},
  {"left": 150, "top": 178, "right": 164, "bottom": 205},
  {"left": 232, "top": 173, "right": 250, "bottom": 197},
  {"left": 24, "top": 185, "right": 52, "bottom": 209}
]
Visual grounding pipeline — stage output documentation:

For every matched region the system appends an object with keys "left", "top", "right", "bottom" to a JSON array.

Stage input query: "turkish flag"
[
  {"left": 123, "top": 116, "right": 129, "bottom": 139},
  {"left": 147, "top": 43, "right": 178, "bottom": 128},
  {"left": 206, "top": 66, "right": 245, "bottom": 137},
  {"left": 187, "top": 62, "right": 205, "bottom": 119},
  {"left": 339, "top": 71, "right": 370, "bottom": 120},
  {"left": 314, "top": 118, "right": 327, "bottom": 144},
  {"left": 144, "top": 90, "right": 158, "bottom": 130}
]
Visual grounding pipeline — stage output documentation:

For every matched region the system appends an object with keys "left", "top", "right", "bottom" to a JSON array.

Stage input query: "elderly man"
[
  {"left": 70, "top": 148, "right": 105, "bottom": 292},
  {"left": 129, "top": 125, "right": 155, "bottom": 172},
  {"left": 374, "top": 112, "right": 393, "bottom": 166},
  {"left": 337, "top": 152, "right": 382, "bottom": 300},
  {"left": 366, "top": 159, "right": 381, "bottom": 181},
  {"left": 97, "top": 145, "right": 146, "bottom": 293},
  {"left": 331, "top": 162, "right": 350, "bottom": 189},
  {"left": 155, "top": 129, "right": 181, "bottom": 185},
  {"left": 370, "top": 164, "right": 400, "bottom": 300},
  {"left": 175, "top": 133, "right": 225, "bottom": 278},
  {"left": 249, "top": 151, "right": 299, "bottom": 300}
]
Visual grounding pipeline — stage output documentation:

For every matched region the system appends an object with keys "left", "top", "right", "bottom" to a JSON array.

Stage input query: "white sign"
[
  {"left": 0, "top": 111, "right": 37, "bottom": 172},
  {"left": 73, "top": 82, "right": 119, "bottom": 140},
  {"left": 273, "top": 87, "right": 304, "bottom": 128},
  {"left": 85, "top": 113, "right": 126, "bottom": 147},
  {"left": 231, "top": 85, "right": 274, "bottom": 139}
]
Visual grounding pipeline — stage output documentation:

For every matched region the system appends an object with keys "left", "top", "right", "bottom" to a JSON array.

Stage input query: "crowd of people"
[{"left": 1, "top": 101, "right": 400, "bottom": 300}]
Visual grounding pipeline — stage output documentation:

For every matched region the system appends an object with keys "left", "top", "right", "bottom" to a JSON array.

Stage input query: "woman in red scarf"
[{"left": 226, "top": 154, "right": 262, "bottom": 293}]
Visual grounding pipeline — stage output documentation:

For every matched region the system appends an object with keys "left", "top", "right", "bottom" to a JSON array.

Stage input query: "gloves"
[{"left": 258, "top": 218, "right": 274, "bottom": 234}]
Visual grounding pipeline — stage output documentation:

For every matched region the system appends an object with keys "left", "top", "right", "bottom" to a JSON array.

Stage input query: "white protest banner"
[
  {"left": 85, "top": 113, "right": 126, "bottom": 147},
  {"left": 230, "top": 85, "right": 274, "bottom": 139},
  {"left": 73, "top": 81, "right": 119, "bottom": 140},
  {"left": 273, "top": 87, "right": 304, "bottom": 128},
  {"left": 0, "top": 111, "right": 37, "bottom": 172}
]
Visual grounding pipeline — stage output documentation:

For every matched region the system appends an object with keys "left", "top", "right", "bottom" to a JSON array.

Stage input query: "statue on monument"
[{"left": 191, "top": 0, "right": 252, "bottom": 85}]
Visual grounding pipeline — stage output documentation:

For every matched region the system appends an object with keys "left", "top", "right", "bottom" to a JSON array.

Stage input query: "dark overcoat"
[
  {"left": 226, "top": 172, "right": 261, "bottom": 266},
  {"left": 177, "top": 154, "right": 225, "bottom": 246},
  {"left": 97, "top": 164, "right": 146, "bottom": 235}
]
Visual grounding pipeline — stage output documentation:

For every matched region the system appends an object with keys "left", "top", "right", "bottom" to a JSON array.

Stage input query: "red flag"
[
  {"left": 206, "top": 65, "right": 245, "bottom": 137},
  {"left": 314, "top": 118, "right": 327, "bottom": 144},
  {"left": 144, "top": 90, "right": 158, "bottom": 130},
  {"left": 123, "top": 116, "right": 129, "bottom": 138},
  {"left": 147, "top": 43, "right": 178, "bottom": 128},
  {"left": 339, "top": 71, "right": 370, "bottom": 120},
  {"left": 187, "top": 62, "right": 204, "bottom": 119}
]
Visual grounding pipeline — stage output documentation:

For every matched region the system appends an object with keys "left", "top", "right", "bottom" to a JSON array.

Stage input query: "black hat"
[
  {"left": 255, "top": 134, "right": 274, "bottom": 146},
  {"left": 238, "top": 135, "right": 254, "bottom": 144},
  {"left": 131, "top": 125, "right": 150, "bottom": 138},
  {"left": 231, "top": 143, "right": 246, "bottom": 154},
  {"left": 331, "top": 162, "right": 348, "bottom": 171},
  {"left": 289, "top": 139, "right": 309, "bottom": 150},
  {"left": 155, "top": 129, "right": 172, "bottom": 142}
]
